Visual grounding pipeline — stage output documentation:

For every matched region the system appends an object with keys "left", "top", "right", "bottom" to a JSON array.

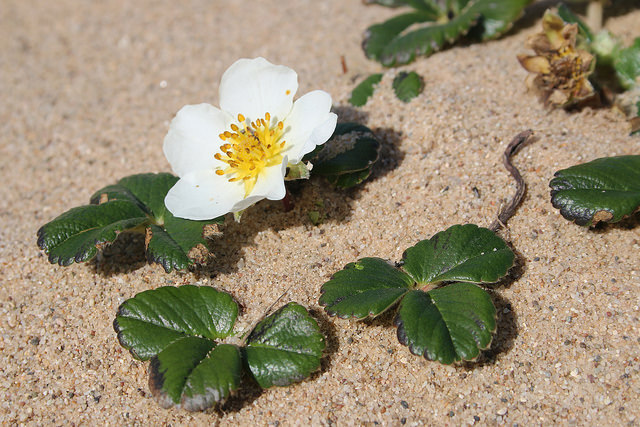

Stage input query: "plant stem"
[
  {"left": 489, "top": 130, "right": 534, "bottom": 232},
  {"left": 587, "top": 0, "right": 604, "bottom": 33}
]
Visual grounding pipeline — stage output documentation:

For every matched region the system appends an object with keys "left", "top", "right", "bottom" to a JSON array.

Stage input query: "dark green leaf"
[
  {"left": 114, "top": 285, "right": 238, "bottom": 360},
  {"left": 349, "top": 73, "right": 383, "bottom": 107},
  {"left": 395, "top": 283, "right": 496, "bottom": 364},
  {"left": 614, "top": 37, "right": 640, "bottom": 90},
  {"left": 392, "top": 71, "right": 424, "bottom": 102},
  {"left": 245, "top": 303, "right": 325, "bottom": 388},
  {"left": 549, "top": 155, "right": 640, "bottom": 226},
  {"left": 149, "top": 338, "right": 242, "bottom": 410},
  {"left": 327, "top": 168, "right": 373, "bottom": 189},
  {"left": 90, "top": 173, "right": 178, "bottom": 220},
  {"left": 313, "top": 136, "right": 380, "bottom": 176},
  {"left": 364, "top": 0, "right": 531, "bottom": 66},
  {"left": 309, "top": 122, "right": 381, "bottom": 189},
  {"left": 39, "top": 173, "right": 224, "bottom": 272},
  {"left": 36, "top": 200, "right": 148, "bottom": 266},
  {"left": 470, "top": 0, "right": 531, "bottom": 41},
  {"left": 557, "top": 3, "right": 593, "bottom": 43},
  {"left": 402, "top": 224, "right": 515, "bottom": 285},
  {"left": 319, "top": 257, "right": 414, "bottom": 319}
]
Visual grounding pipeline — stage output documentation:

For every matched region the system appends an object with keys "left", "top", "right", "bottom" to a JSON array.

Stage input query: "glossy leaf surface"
[
  {"left": 550, "top": 155, "right": 640, "bottom": 226},
  {"left": 395, "top": 283, "right": 496, "bottom": 364}
]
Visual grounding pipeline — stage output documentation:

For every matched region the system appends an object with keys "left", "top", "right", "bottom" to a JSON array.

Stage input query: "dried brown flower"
[{"left": 517, "top": 11, "right": 596, "bottom": 108}]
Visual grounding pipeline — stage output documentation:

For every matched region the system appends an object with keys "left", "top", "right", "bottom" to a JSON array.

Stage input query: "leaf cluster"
[
  {"left": 114, "top": 285, "right": 325, "bottom": 411},
  {"left": 319, "top": 224, "right": 515, "bottom": 364},
  {"left": 363, "top": 0, "right": 532, "bottom": 67},
  {"left": 36, "top": 173, "right": 223, "bottom": 272}
]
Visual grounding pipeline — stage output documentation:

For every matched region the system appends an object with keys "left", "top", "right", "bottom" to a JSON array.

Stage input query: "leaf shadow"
[
  {"left": 87, "top": 231, "right": 148, "bottom": 275},
  {"left": 589, "top": 211, "right": 640, "bottom": 233},
  {"left": 308, "top": 308, "right": 340, "bottom": 379},
  {"left": 215, "top": 372, "right": 264, "bottom": 415},
  {"left": 462, "top": 291, "right": 518, "bottom": 368}
]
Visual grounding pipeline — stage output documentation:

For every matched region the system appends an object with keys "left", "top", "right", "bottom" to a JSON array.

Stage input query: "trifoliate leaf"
[
  {"left": 114, "top": 285, "right": 238, "bottom": 360},
  {"left": 38, "top": 173, "right": 223, "bottom": 272},
  {"left": 392, "top": 71, "right": 424, "bottom": 102},
  {"left": 115, "top": 286, "right": 326, "bottom": 411},
  {"left": 394, "top": 284, "right": 496, "bottom": 364},
  {"left": 308, "top": 122, "right": 381, "bottom": 189},
  {"left": 149, "top": 339, "right": 242, "bottom": 411},
  {"left": 319, "top": 257, "right": 414, "bottom": 319},
  {"left": 245, "top": 303, "right": 325, "bottom": 388},
  {"left": 363, "top": 0, "right": 531, "bottom": 66},
  {"left": 549, "top": 155, "right": 640, "bottom": 226},
  {"left": 402, "top": 224, "right": 515, "bottom": 285},
  {"left": 614, "top": 37, "right": 640, "bottom": 90},
  {"left": 349, "top": 73, "right": 383, "bottom": 107},
  {"left": 36, "top": 201, "right": 148, "bottom": 266}
]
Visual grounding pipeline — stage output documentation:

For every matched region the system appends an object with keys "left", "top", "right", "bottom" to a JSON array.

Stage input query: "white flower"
[{"left": 163, "top": 57, "right": 337, "bottom": 220}]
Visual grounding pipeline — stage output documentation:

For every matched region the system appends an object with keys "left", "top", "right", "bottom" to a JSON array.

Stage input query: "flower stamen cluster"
[{"left": 215, "top": 113, "right": 287, "bottom": 197}]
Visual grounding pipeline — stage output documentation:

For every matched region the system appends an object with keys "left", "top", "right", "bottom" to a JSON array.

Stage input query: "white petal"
[
  {"left": 164, "top": 169, "right": 245, "bottom": 220},
  {"left": 163, "top": 104, "right": 234, "bottom": 177},
  {"left": 219, "top": 57, "right": 297, "bottom": 124},
  {"left": 228, "top": 160, "right": 287, "bottom": 212},
  {"left": 282, "top": 90, "right": 337, "bottom": 163}
]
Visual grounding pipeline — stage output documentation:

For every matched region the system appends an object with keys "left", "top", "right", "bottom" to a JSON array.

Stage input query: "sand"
[{"left": 1, "top": 1, "right": 639, "bottom": 425}]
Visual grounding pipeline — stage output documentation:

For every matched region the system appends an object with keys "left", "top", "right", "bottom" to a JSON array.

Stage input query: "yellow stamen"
[{"left": 214, "top": 112, "right": 287, "bottom": 197}]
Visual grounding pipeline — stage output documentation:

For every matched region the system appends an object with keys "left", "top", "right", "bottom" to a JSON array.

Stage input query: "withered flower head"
[{"left": 517, "top": 11, "right": 596, "bottom": 108}]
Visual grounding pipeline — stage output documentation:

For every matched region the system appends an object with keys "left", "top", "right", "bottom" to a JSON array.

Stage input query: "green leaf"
[
  {"left": 614, "top": 37, "right": 640, "bottom": 90},
  {"left": 149, "top": 339, "right": 242, "bottom": 411},
  {"left": 557, "top": 3, "right": 593, "bottom": 43},
  {"left": 319, "top": 257, "right": 414, "bottom": 319},
  {"left": 363, "top": 0, "right": 531, "bottom": 66},
  {"left": 327, "top": 168, "right": 373, "bottom": 189},
  {"left": 349, "top": 73, "right": 383, "bottom": 107},
  {"left": 392, "top": 71, "right": 424, "bottom": 102},
  {"left": 114, "top": 285, "right": 238, "bottom": 360},
  {"left": 402, "top": 224, "right": 515, "bottom": 285},
  {"left": 91, "top": 173, "right": 177, "bottom": 221},
  {"left": 245, "top": 303, "right": 325, "bottom": 388},
  {"left": 36, "top": 201, "right": 149, "bottom": 266},
  {"left": 38, "top": 173, "right": 223, "bottom": 272},
  {"left": 394, "top": 284, "right": 496, "bottom": 364},
  {"left": 309, "top": 122, "right": 381, "bottom": 189},
  {"left": 549, "top": 155, "right": 640, "bottom": 226}
]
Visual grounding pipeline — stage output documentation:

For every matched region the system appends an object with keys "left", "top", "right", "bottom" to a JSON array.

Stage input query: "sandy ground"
[{"left": 1, "top": 1, "right": 639, "bottom": 425}]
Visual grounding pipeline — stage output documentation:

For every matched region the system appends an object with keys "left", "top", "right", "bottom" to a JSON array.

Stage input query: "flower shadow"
[{"left": 194, "top": 108, "right": 405, "bottom": 279}]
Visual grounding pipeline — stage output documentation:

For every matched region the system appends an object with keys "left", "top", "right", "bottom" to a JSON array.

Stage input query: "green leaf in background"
[
  {"left": 114, "top": 285, "right": 238, "bottom": 360},
  {"left": 349, "top": 73, "right": 383, "bottom": 106},
  {"left": 402, "top": 224, "right": 515, "bottom": 286},
  {"left": 395, "top": 283, "right": 496, "bottom": 364},
  {"left": 614, "top": 37, "right": 640, "bottom": 90},
  {"left": 245, "top": 303, "right": 325, "bottom": 388},
  {"left": 319, "top": 257, "right": 414, "bottom": 319},
  {"left": 308, "top": 122, "right": 381, "bottom": 189},
  {"left": 115, "top": 286, "right": 326, "bottom": 411},
  {"left": 36, "top": 201, "right": 148, "bottom": 266},
  {"left": 392, "top": 71, "right": 424, "bottom": 102},
  {"left": 38, "top": 173, "right": 224, "bottom": 272},
  {"left": 549, "top": 155, "right": 640, "bottom": 226},
  {"left": 363, "top": 0, "right": 531, "bottom": 66}
]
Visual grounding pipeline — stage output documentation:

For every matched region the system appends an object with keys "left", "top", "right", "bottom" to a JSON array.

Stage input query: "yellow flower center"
[{"left": 215, "top": 113, "right": 287, "bottom": 197}]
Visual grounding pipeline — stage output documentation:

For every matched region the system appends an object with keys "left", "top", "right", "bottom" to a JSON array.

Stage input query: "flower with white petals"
[{"left": 163, "top": 57, "right": 337, "bottom": 220}]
